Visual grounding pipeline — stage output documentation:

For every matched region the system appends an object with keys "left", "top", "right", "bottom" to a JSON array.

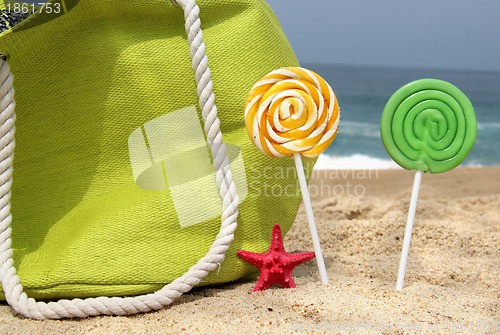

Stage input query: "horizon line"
[{"left": 298, "top": 61, "right": 500, "bottom": 74}]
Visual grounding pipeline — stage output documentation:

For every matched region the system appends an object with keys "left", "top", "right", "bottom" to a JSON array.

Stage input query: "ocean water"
[{"left": 302, "top": 63, "right": 500, "bottom": 169}]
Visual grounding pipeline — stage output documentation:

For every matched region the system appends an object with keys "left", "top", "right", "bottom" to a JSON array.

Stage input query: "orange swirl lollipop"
[
  {"left": 245, "top": 67, "right": 340, "bottom": 158},
  {"left": 244, "top": 67, "right": 341, "bottom": 285}
]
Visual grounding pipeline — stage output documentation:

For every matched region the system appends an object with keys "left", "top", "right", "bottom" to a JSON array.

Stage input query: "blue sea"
[{"left": 302, "top": 64, "right": 500, "bottom": 169}]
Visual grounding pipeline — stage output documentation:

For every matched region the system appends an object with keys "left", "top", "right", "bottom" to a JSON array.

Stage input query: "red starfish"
[{"left": 237, "top": 224, "right": 315, "bottom": 292}]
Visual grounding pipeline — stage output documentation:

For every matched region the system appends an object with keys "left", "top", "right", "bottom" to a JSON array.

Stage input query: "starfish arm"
[
  {"left": 269, "top": 224, "right": 286, "bottom": 252},
  {"left": 236, "top": 250, "right": 264, "bottom": 267},
  {"left": 288, "top": 251, "right": 316, "bottom": 267},
  {"left": 278, "top": 274, "right": 296, "bottom": 289},
  {"left": 252, "top": 276, "right": 274, "bottom": 292}
]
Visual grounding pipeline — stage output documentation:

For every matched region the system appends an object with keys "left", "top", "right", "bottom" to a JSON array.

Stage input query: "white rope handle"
[{"left": 0, "top": 0, "right": 239, "bottom": 320}]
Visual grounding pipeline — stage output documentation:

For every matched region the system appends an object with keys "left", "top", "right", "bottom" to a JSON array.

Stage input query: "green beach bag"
[{"left": 0, "top": 0, "right": 316, "bottom": 319}]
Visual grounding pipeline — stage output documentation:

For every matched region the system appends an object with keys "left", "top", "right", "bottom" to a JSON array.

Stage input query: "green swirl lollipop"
[
  {"left": 381, "top": 78, "right": 477, "bottom": 173},
  {"left": 381, "top": 79, "right": 477, "bottom": 291}
]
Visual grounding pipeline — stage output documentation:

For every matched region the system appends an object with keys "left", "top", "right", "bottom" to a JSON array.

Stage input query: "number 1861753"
[{"left": 6, "top": 2, "right": 61, "bottom": 14}]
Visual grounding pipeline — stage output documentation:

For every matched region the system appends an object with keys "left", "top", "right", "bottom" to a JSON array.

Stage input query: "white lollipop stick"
[
  {"left": 293, "top": 153, "right": 329, "bottom": 285},
  {"left": 396, "top": 170, "right": 423, "bottom": 290}
]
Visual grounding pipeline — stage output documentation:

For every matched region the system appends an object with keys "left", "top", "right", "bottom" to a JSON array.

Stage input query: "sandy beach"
[{"left": 1, "top": 167, "right": 499, "bottom": 334}]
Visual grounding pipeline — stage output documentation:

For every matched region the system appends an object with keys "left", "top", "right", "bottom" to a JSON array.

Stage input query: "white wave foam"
[
  {"left": 315, "top": 154, "right": 401, "bottom": 170},
  {"left": 341, "top": 121, "right": 500, "bottom": 134},
  {"left": 477, "top": 122, "right": 500, "bottom": 130},
  {"left": 315, "top": 154, "right": 487, "bottom": 170},
  {"left": 460, "top": 160, "right": 484, "bottom": 168},
  {"left": 340, "top": 121, "right": 380, "bottom": 138}
]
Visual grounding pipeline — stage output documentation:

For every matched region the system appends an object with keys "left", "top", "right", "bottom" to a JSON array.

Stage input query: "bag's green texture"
[{"left": 0, "top": 0, "right": 315, "bottom": 299}]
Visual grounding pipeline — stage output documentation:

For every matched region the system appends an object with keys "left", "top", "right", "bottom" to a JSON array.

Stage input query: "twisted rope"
[{"left": 0, "top": 0, "right": 239, "bottom": 319}]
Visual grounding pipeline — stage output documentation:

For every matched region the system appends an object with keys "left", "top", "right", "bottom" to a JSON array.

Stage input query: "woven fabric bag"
[{"left": 0, "top": 0, "right": 315, "bottom": 319}]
